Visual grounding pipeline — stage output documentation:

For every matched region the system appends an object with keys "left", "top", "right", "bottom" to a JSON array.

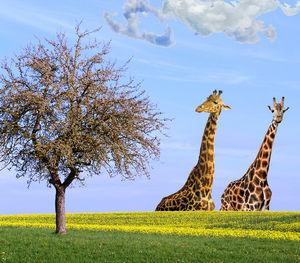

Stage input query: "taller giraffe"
[
  {"left": 156, "top": 90, "right": 231, "bottom": 211},
  {"left": 220, "top": 97, "right": 289, "bottom": 211}
]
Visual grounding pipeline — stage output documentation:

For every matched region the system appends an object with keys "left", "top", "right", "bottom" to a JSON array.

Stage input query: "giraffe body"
[
  {"left": 156, "top": 90, "right": 230, "bottom": 211},
  {"left": 220, "top": 97, "right": 289, "bottom": 211}
]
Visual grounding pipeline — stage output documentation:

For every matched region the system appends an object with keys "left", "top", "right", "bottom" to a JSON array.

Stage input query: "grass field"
[{"left": 0, "top": 211, "right": 299, "bottom": 262}]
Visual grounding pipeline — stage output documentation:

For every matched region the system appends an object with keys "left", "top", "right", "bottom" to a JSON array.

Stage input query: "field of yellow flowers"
[{"left": 0, "top": 211, "right": 299, "bottom": 241}]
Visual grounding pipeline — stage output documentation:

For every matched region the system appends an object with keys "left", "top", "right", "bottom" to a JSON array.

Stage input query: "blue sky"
[{"left": 0, "top": 0, "right": 300, "bottom": 214}]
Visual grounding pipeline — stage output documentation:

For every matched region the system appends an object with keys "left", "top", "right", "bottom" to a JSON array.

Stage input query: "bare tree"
[{"left": 0, "top": 24, "right": 167, "bottom": 234}]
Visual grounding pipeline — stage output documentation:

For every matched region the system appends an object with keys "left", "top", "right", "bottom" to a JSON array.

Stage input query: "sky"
[{"left": 0, "top": 0, "right": 300, "bottom": 214}]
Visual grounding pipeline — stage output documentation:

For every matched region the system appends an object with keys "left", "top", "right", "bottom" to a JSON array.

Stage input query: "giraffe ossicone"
[
  {"left": 155, "top": 90, "right": 231, "bottom": 211},
  {"left": 220, "top": 97, "right": 289, "bottom": 211}
]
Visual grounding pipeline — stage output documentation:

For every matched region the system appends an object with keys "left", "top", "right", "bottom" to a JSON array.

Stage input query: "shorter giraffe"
[
  {"left": 220, "top": 97, "right": 289, "bottom": 211},
  {"left": 156, "top": 90, "right": 231, "bottom": 211}
]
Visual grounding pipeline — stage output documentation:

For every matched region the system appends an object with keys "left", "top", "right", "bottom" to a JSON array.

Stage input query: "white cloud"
[
  {"left": 104, "top": 0, "right": 175, "bottom": 47},
  {"left": 104, "top": 0, "right": 300, "bottom": 45},
  {"left": 163, "top": 0, "right": 300, "bottom": 44},
  {"left": 279, "top": 1, "right": 300, "bottom": 16},
  {"left": 225, "top": 20, "right": 276, "bottom": 44}
]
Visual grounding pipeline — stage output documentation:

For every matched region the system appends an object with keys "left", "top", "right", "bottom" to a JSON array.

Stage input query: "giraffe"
[
  {"left": 156, "top": 90, "right": 231, "bottom": 211},
  {"left": 220, "top": 97, "right": 289, "bottom": 211}
]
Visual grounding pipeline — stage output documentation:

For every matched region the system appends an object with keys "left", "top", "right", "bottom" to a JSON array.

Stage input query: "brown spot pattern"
[
  {"left": 156, "top": 112, "right": 219, "bottom": 211},
  {"left": 220, "top": 121, "right": 278, "bottom": 211}
]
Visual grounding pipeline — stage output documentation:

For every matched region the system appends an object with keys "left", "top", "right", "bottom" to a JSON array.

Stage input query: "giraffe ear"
[
  {"left": 222, "top": 104, "right": 231, "bottom": 110},
  {"left": 283, "top": 107, "right": 290, "bottom": 113},
  {"left": 267, "top": 105, "right": 274, "bottom": 112}
]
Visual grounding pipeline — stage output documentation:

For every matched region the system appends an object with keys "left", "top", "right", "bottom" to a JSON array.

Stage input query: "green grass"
[
  {"left": 0, "top": 226, "right": 299, "bottom": 263},
  {"left": 0, "top": 212, "right": 299, "bottom": 262}
]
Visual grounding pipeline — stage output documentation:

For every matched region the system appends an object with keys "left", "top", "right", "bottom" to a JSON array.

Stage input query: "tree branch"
[{"left": 62, "top": 168, "right": 79, "bottom": 189}]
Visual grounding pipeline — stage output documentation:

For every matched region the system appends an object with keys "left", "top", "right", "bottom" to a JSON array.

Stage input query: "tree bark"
[
  {"left": 55, "top": 185, "right": 66, "bottom": 234},
  {"left": 51, "top": 169, "right": 76, "bottom": 235}
]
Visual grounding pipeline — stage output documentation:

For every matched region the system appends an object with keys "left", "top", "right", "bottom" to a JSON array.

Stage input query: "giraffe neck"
[
  {"left": 247, "top": 121, "right": 278, "bottom": 180},
  {"left": 198, "top": 112, "right": 219, "bottom": 165},
  {"left": 185, "top": 112, "right": 219, "bottom": 187}
]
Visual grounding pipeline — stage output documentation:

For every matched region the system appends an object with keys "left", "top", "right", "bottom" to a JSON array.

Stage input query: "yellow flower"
[{"left": 0, "top": 211, "right": 299, "bottom": 241}]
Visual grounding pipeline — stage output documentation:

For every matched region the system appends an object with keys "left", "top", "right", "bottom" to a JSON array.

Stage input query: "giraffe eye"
[{"left": 213, "top": 101, "right": 218, "bottom": 104}]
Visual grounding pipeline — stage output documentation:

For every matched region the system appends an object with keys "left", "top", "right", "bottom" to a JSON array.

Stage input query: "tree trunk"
[{"left": 55, "top": 186, "right": 66, "bottom": 234}]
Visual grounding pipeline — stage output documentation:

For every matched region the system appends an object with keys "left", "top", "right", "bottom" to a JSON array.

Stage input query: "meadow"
[{"left": 0, "top": 211, "right": 299, "bottom": 262}]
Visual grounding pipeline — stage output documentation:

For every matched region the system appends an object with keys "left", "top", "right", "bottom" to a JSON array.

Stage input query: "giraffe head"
[
  {"left": 267, "top": 97, "right": 289, "bottom": 123},
  {"left": 195, "top": 90, "right": 231, "bottom": 114}
]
